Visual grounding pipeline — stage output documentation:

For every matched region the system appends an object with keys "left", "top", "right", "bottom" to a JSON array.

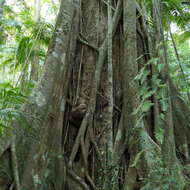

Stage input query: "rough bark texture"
[{"left": 0, "top": 0, "right": 190, "bottom": 190}]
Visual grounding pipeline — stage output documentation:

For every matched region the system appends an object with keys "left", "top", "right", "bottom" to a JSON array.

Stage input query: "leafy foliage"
[
  {"left": 0, "top": 1, "right": 54, "bottom": 81},
  {"left": 0, "top": 82, "right": 27, "bottom": 133},
  {"left": 0, "top": 0, "right": 57, "bottom": 135},
  {"left": 141, "top": 157, "right": 188, "bottom": 190},
  {"left": 168, "top": 35, "right": 190, "bottom": 101}
]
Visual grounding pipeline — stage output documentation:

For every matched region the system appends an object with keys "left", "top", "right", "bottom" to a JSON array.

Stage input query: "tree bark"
[{"left": 0, "top": 0, "right": 190, "bottom": 190}]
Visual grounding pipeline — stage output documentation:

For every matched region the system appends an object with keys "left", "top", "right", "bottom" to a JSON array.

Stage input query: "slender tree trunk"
[
  {"left": 122, "top": 1, "right": 158, "bottom": 189},
  {"left": 152, "top": 0, "right": 177, "bottom": 165},
  {"left": 30, "top": 0, "right": 41, "bottom": 82},
  {"left": 169, "top": 25, "right": 190, "bottom": 102},
  {"left": 122, "top": 1, "right": 139, "bottom": 189},
  {"left": 102, "top": 0, "right": 115, "bottom": 189}
]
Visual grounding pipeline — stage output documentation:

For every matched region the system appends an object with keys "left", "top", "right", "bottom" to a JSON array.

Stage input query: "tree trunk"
[
  {"left": 0, "top": 0, "right": 189, "bottom": 190},
  {"left": 30, "top": 0, "right": 41, "bottom": 82}
]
